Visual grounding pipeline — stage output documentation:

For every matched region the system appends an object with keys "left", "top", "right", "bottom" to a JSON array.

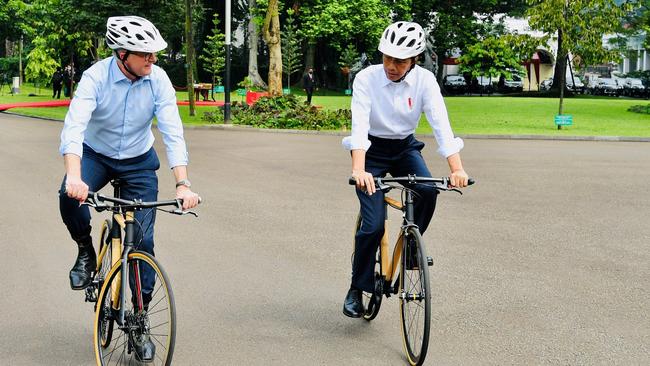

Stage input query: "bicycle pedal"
[
  {"left": 84, "top": 286, "right": 98, "bottom": 303},
  {"left": 427, "top": 256, "right": 434, "bottom": 267}
]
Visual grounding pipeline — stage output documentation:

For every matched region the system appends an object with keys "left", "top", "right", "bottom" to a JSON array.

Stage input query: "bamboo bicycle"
[
  {"left": 350, "top": 175, "right": 474, "bottom": 366},
  {"left": 81, "top": 180, "right": 199, "bottom": 365}
]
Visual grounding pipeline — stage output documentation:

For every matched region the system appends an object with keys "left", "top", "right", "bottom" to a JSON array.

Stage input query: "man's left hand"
[
  {"left": 176, "top": 186, "right": 200, "bottom": 210},
  {"left": 450, "top": 169, "right": 469, "bottom": 188}
]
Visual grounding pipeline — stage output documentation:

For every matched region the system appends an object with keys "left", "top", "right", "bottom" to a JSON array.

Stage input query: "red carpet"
[{"left": 0, "top": 99, "right": 224, "bottom": 112}]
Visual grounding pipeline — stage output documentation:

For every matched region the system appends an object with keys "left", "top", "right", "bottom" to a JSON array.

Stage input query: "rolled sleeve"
[
  {"left": 154, "top": 71, "right": 189, "bottom": 168},
  {"left": 59, "top": 72, "right": 99, "bottom": 157}
]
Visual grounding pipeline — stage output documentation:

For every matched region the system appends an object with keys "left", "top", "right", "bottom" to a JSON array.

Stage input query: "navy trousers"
[
  {"left": 59, "top": 144, "right": 159, "bottom": 298},
  {"left": 352, "top": 135, "right": 439, "bottom": 292}
]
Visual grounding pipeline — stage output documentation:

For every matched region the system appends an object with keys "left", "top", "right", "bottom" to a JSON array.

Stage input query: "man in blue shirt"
[{"left": 59, "top": 16, "right": 199, "bottom": 362}]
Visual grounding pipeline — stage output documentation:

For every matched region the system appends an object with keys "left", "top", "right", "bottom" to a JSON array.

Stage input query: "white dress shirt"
[
  {"left": 342, "top": 64, "right": 463, "bottom": 158},
  {"left": 60, "top": 56, "right": 189, "bottom": 168}
]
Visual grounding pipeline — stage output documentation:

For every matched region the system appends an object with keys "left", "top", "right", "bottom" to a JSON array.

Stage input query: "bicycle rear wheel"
[
  {"left": 94, "top": 251, "right": 176, "bottom": 366},
  {"left": 399, "top": 227, "right": 431, "bottom": 366},
  {"left": 97, "top": 219, "right": 114, "bottom": 347}
]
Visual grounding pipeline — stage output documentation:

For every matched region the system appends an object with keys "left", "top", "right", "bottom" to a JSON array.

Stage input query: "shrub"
[
  {"left": 202, "top": 95, "right": 351, "bottom": 130},
  {"left": 627, "top": 104, "right": 650, "bottom": 114}
]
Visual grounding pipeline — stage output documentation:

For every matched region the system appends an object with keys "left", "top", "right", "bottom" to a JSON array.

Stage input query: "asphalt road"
[{"left": 0, "top": 113, "right": 648, "bottom": 365}]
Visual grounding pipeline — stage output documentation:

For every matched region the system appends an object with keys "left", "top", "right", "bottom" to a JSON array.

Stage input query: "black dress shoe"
[
  {"left": 133, "top": 334, "right": 156, "bottom": 363},
  {"left": 69, "top": 238, "right": 96, "bottom": 290},
  {"left": 342, "top": 287, "right": 364, "bottom": 318}
]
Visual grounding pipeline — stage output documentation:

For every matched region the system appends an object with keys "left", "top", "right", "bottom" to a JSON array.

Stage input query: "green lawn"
[{"left": 2, "top": 84, "right": 649, "bottom": 137}]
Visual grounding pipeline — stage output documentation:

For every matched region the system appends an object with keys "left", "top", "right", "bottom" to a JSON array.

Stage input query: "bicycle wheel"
[
  {"left": 362, "top": 245, "right": 383, "bottom": 321},
  {"left": 94, "top": 251, "right": 176, "bottom": 366},
  {"left": 399, "top": 228, "right": 431, "bottom": 366},
  {"left": 97, "top": 219, "right": 114, "bottom": 347}
]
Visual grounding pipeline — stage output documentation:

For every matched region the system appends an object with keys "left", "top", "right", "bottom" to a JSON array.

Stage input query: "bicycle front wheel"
[
  {"left": 96, "top": 219, "right": 114, "bottom": 347},
  {"left": 399, "top": 228, "right": 431, "bottom": 366},
  {"left": 94, "top": 251, "right": 176, "bottom": 366}
]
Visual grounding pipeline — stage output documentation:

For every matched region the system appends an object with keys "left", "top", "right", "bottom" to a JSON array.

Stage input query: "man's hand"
[
  {"left": 65, "top": 176, "right": 89, "bottom": 202},
  {"left": 352, "top": 169, "right": 376, "bottom": 195},
  {"left": 449, "top": 169, "right": 469, "bottom": 188},
  {"left": 175, "top": 186, "right": 200, "bottom": 210}
]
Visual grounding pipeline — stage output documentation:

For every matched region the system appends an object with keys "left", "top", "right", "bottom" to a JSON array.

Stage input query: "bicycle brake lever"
[{"left": 172, "top": 209, "right": 199, "bottom": 217}]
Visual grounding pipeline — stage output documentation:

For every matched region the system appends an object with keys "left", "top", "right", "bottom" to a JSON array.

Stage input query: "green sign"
[
  {"left": 213, "top": 85, "right": 225, "bottom": 93},
  {"left": 236, "top": 88, "right": 247, "bottom": 96},
  {"left": 344, "top": 89, "right": 352, "bottom": 95},
  {"left": 554, "top": 115, "right": 573, "bottom": 126},
  {"left": 283, "top": 88, "right": 291, "bottom": 94}
]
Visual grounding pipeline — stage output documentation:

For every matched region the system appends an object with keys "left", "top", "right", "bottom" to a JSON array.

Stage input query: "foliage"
[
  {"left": 199, "top": 13, "right": 226, "bottom": 85},
  {"left": 0, "top": 57, "right": 20, "bottom": 78},
  {"left": 24, "top": 37, "right": 59, "bottom": 83},
  {"left": 459, "top": 37, "right": 523, "bottom": 79},
  {"left": 237, "top": 76, "right": 265, "bottom": 91},
  {"left": 627, "top": 104, "right": 650, "bottom": 114},
  {"left": 298, "top": 0, "right": 392, "bottom": 52},
  {"left": 338, "top": 44, "right": 360, "bottom": 68},
  {"left": 281, "top": 9, "right": 302, "bottom": 88},
  {"left": 203, "top": 94, "right": 352, "bottom": 130}
]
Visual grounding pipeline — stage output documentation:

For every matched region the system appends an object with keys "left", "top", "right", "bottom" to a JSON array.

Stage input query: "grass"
[{"left": 2, "top": 83, "right": 649, "bottom": 137}]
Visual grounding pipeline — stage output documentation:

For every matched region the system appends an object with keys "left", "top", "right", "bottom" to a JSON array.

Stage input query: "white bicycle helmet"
[
  {"left": 105, "top": 16, "right": 168, "bottom": 53},
  {"left": 378, "top": 21, "right": 425, "bottom": 59}
]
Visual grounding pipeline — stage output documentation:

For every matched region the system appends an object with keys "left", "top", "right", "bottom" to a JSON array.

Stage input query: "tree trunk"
[
  {"left": 248, "top": 0, "right": 267, "bottom": 89},
  {"left": 185, "top": 0, "right": 195, "bottom": 116},
  {"left": 262, "top": 0, "right": 282, "bottom": 96},
  {"left": 305, "top": 41, "right": 316, "bottom": 69}
]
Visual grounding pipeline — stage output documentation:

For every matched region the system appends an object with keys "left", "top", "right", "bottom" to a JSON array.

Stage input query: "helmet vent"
[
  {"left": 129, "top": 21, "right": 142, "bottom": 26},
  {"left": 121, "top": 26, "right": 129, "bottom": 33},
  {"left": 406, "top": 39, "right": 415, "bottom": 47},
  {"left": 135, "top": 33, "right": 145, "bottom": 40},
  {"left": 396, "top": 36, "right": 407, "bottom": 46},
  {"left": 145, "top": 30, "right": 155, "bottom": 39},
  {"left": 407, "top": 26, "right": 415, "bottom": 32},
  {"left": 390, "top": 32, "right": 396, "bottom": 43}
]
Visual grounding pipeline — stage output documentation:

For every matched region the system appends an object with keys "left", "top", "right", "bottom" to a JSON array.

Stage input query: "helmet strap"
[
  {"left": 117, "top": 51, "right": 142, "bottom": 81},
  {"left": 393, "top": 59, "right": 417, "bottom": 83}
]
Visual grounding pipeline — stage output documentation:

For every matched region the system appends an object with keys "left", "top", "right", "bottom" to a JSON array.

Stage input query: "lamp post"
[{"left": 224, "top": 0, "right": 232, "bottom": 123}]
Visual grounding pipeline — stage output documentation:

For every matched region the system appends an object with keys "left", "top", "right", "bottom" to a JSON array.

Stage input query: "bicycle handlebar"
[
  {"left": 348, "top": 175, "right": 475, "bottom": 188},
  {"left": 84, "top": 191, "right": 201, "bottom": 216}
]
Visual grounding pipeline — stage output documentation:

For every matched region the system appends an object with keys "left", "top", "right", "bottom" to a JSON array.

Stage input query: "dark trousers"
[
  {"left": 352, "top": 135, "right": 439, "bottom": 292},
  {"left": 59, "top": 144, "right": 160, "bottom": 298},
  {"left": 52, "top": 83, "right": 62, "bottom": 99},
  {"left": 305, "top": 87, "right": 314, "bottom": 104}
]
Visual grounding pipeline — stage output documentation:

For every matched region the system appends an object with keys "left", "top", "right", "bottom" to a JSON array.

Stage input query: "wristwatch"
[{"left": 175, "top": 179, "right": 191, "bottom": 188}]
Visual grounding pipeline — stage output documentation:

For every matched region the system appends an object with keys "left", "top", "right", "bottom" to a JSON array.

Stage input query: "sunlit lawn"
[{"left": 2, "top": 83, "right": 649, "bottom": 137}]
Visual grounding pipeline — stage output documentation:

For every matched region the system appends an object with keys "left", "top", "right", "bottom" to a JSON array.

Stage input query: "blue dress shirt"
[{"left": 60, "top": 56, "right": 188, "bottom": 168}]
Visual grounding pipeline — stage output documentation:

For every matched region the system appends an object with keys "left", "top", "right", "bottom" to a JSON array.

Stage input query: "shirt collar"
[
  {"left": 380, "top": 64, "right": 418, "bottom": 87},
  {"left": 110, "top": 56, "right": 152, "bottom": 84}
]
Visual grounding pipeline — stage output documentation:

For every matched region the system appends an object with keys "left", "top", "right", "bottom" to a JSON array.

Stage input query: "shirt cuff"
[
  {"left": 60, "top": 141, "right": 83, "bottom": 158},
  {"left": 342, "top": 136, "right": 371, "bottom": 151},
  {"left": 437, "top": 137, "right": 464, "bottom": 158}
]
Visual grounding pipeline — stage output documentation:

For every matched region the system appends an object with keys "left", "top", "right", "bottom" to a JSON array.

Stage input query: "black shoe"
[
  {"left": 342, "top": 287, "right": 364, "bottom": 318},
  {"left": 69, "top": 237, "right": 96, "bottom": 290},
  {"left": 133, "top": 332, "right": 156, "bottom": 363}
]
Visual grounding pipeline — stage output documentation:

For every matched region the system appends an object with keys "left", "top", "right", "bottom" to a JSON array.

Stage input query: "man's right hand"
[
  {"left": 65, "top": 176, "right": 89, "bottom": 202},
  {"left": 352, "top": 170, "right": 376, "bottom": 195}
]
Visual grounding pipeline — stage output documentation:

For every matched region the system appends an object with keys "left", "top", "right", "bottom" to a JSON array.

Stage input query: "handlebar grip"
[
  {"left": 348, "top": 177, "right": 356, "bottom": 185},
  {"left": 468, "top": 178, "right": 475, "bottom": 186}
]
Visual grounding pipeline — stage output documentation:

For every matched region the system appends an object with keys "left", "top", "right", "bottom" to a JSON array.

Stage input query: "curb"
[{"left": 3, "top": 111, "right": 649, "bottom": 142}]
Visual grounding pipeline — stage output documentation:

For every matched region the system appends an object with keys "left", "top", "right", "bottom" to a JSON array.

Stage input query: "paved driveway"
[{"left": 0, "top": 113, "right": 648, "bottom": 365}]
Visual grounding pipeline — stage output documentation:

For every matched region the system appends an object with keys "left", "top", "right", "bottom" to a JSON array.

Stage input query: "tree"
[
  {"left": 527, "top": 0, "right": 628, "bottom": 116},
  {"left": 24, "top": 36, "right": 59, "bottom": 86},
  {"left": 262, "top": 0, "right": 282, "bottom": 96},
  {"left": 281, "top": 9, "right": 302, "bottom": 90},
  {"left": 459, "top": 34, "right": 540, "bottom": 79},
  {"left": 247, "top": 0, "right": 268, "bottom": 89},
  {"left": 199, "top": 13, "right": 225, "bottom": 98}
]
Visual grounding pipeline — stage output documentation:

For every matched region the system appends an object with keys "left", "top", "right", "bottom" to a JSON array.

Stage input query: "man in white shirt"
[{"left": 342, "top": 21, "right": 469, "bottom": 318}]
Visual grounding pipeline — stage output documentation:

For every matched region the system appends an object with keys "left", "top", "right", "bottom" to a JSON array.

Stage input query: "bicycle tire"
[
  {"left": 399, "top": 227, "right": 431, "bottom": 366},
  {"left": 94, "top": 251, "right": 176, "bottom": 366},
  {"left": 96, "top": 219, "right": 114, "bottom": 348}
]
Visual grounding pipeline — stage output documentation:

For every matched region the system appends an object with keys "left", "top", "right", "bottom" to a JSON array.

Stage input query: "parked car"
[
  {"left": 443, "top": 74, "right": 467, "bottom": 94},
  {"left": 622, "top": 78, "right": 646, "bottom": 97},
  {"left": 566, "top": 76, "right": 585, "bottom": 94},
  {"left": 593, "top": 78, "right": 622, "bottom": 96},
  {"left": 540, "top": 78, "right": 553, "bottom": 91},
  {"left": 500, "top": 74, "right": 524, "bottom": 93}
]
